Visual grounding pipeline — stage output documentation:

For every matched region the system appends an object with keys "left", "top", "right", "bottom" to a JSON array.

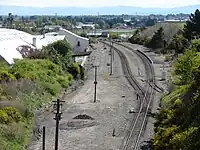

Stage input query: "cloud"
[{"left": 0, "top": 0, "right": 200, "bottom": 8}]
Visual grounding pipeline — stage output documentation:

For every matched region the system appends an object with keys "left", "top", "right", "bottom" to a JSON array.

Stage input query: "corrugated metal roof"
[{"left": 0, "top": 28, "right": 65, "bottom": 64}]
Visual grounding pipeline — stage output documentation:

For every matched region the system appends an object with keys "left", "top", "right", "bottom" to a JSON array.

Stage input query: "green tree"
[
  {"left": 168, "top": 35, "right": 189, "bottom": 54},
  {"left": 147, "top": 27, "right": 164, "bottom": 49},
  {"left": 183, "top": 9, "right": 200, "bottom": 40},
  {"left": 145, "top": 18, "right": 156, "bottom": 27},
  {"left": 174, "top": 50, "right": 196, "bottom": 85}
]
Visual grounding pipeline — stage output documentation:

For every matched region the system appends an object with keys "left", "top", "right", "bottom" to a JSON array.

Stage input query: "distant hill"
[{"left": 0, "top": 5, "right": 199, "bottom": 15}]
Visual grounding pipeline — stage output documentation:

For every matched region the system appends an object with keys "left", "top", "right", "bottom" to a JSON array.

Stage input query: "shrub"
[
  {"left": 0, "top": 70, "right": 16, "bottom": 82},
  {"left": 56, "top": 74, "right": 73, "bottom": 88},
  {"left": 0, "top": 110, "right": 9, "bottom": 124},
  {"left": 68, "top": 63, "right": 81, "bottom": 79},
  {"left": 9, "top": 59, "right": 73, "bottom": 96},
  {"left": 3, "top": 107, "right": 22, "bottom": 123},
  {"left": 41, "top": 82, "right": 61, "bottom": 96},
  {"left": 0, "top": 122, "right": 26, "bottom": 146},
  {"left": 110, "top": 32, "right": 119, "bottom": 39},
  {"left": 0, "top": 107, "right": 22, "bottom": 124}
]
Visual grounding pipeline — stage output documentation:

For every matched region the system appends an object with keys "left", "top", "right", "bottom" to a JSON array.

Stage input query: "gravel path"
[{"left": 28, "top": 42, "right": 142, "bottom": 150}]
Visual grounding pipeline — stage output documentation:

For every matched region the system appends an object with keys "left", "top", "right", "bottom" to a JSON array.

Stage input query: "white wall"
[{"left": 58, "top": 29, "right": 89, "bottom": 53}]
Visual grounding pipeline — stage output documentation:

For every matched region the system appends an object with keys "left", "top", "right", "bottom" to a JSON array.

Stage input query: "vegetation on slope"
[
  {"left": 154, "top": 9, "right": 200, "bottom": 150},
  {"left": 0, "top": 39, "right": 82, "bottom": 149},
  {"left": 129, "top": 22, "right": 184, "bottom": 51},
  {"left": 129, "top": 9, "right": 200, "bottom": 56}
]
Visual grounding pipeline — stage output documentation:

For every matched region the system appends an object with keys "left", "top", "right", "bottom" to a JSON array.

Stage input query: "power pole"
[
  {"left": 112, "top": 41, "right": 114, "bottom": 61},
  {"left": 94, "top": 66, "right": 98, "bottom": 103},
  {"left": 53, "top": 99, "right": 64, "bottom": 150},
  {"left": 110, "top": 39, "right": 113, "bottom": 75},
  {"left": 55, "top": 13, "right": 58, "bottom": 25},
  {"left": 42, "top": 126, "right": 46, "bottom": 150}
]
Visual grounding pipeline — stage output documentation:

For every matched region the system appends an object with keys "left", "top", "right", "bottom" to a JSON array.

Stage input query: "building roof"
[
  {"left": 34, "top": 34, "right": 65, "bottom": 49},
  {"left": 59, "top": 29, "right": 89, "bottom": 41},
  {"left": 0, "top": 28, "right": 65, "bottom": 64}
]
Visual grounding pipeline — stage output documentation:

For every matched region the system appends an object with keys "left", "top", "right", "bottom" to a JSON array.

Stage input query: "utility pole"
[
  {"left": 55, "top": 13, "right": 58, "bottom": 25},
  {"left": 42, "top": 126, "right": 46, "bottom": 150},
  {"left": 94, "top": 66, "right": 98, "bottom": 103},
  {"left": 110, "top": 39, "right": 113, "bottom": 75},
  {"left": 53, "top": 99, "right": 64, "bottom": 150},
  {"left": 112, "top": 41, "right": 114, "bottom": 61}
]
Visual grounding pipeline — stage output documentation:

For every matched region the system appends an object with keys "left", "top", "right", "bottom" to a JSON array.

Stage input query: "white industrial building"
[
  {"left": 58, "top": 29, "right": 89, "bottom": 53},
  {"left": 0, "top": 28, "right": 89, "bottom": 65}
]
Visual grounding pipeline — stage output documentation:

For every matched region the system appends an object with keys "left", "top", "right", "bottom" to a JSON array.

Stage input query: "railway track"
[
  {"left": 101, "top": 41, "right": 155, "bottom": 150},
  {"left": 101, "top": 41, "right": 145, "bottom": 98}
]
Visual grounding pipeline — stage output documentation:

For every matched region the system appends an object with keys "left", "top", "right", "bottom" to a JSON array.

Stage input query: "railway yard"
[{"left": 28, "top": 41, "right": 169, "bottom": 150}]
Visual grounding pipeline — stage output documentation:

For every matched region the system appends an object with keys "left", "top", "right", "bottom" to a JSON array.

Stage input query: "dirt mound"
[
  {"left": 60, "top": 120, "right": 98, "bottom": 130},
  {"left": 73, "top": 114, "right": 94, "bottom": 120}
]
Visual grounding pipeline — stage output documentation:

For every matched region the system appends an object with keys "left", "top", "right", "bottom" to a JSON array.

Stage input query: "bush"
[
  {"left": 110, "top": 32, "right": 119, "bottom": 39},
  {"left": 68, "top": 63, "right": 81, "bottom": 79},
  {"left": 3, "top": 107, "right": 22, "bottom": 123},
  {"left": 0, "top": 107, "right": 22, "bottom": 124},
  {"left": 0, "top": 122, "right": 26, "bottom": 148},
  {"left": 41, "top": 82, "right": 61, "bottom": 96},
  {"left": 9, "top": 59, "right": 74, "bottom": 96},
  {"left": 0, "top": 110, "right": 9, "bottom": 124},
  {"left": 0, "top": 70, "right": 16, "bottom": 82},
  {"left": 56, "top": 74, "right": 73, "bottom": 88}
]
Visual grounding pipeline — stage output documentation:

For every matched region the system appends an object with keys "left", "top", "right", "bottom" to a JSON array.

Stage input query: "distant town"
[{"left": 0, "top": 13, "right": 190, "bottom": 37}]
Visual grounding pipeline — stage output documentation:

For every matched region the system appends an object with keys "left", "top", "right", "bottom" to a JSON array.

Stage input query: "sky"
[{"left": 0, "top": 0, "right": 199, "bottom": 8}]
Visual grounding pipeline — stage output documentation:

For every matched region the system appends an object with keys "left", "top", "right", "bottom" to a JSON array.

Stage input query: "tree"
[
  {"left": 183, "top": 9, "right": 200, "bottom": 40},
  {"left": 27, "top": 40, "right": 73, "bottom": 70},
  {"left": 145, "top": 18, "right": 156, "bottom": 27},
  {"left": 174, "top": 50, "right": 196, "bottom": 85},
  {"left": 168, "top": 35, "right": 190, "bottom": 54},
  {"left": 7, "top": 13, "right": 13, "bottom": 28},
  {"left": 147, "top": 27, "right": 164, "bottom": 49},
  {"left": 97, "top": 19, "right": 106, "bottom": 29}
]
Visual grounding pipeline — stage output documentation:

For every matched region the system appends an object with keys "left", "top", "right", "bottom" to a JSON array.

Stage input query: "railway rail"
[{"left": 101, "top": 40, "right": 155, "bottom": 150}]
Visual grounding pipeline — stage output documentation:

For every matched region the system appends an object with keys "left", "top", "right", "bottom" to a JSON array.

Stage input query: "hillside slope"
[{"left": 140, "top": 23, "right": 184, "bottom": 43}]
